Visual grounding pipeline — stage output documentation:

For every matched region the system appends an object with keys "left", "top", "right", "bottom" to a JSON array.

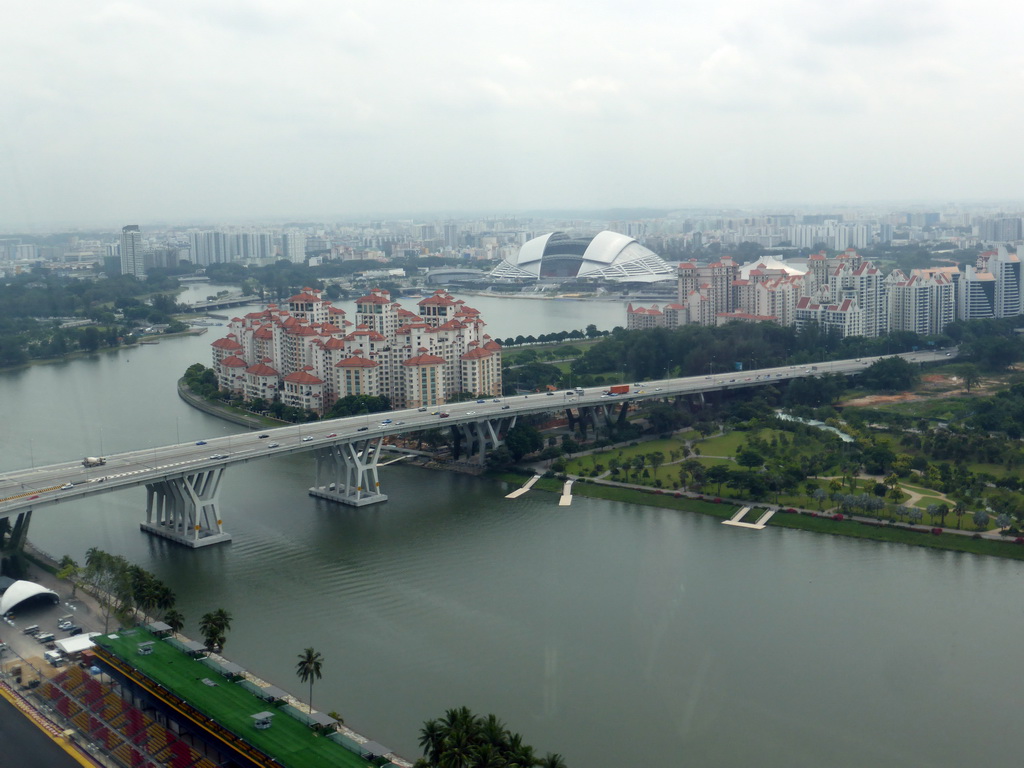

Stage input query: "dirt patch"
[{"left": 840, "top": 372, "right": 970, "bottom": 407}]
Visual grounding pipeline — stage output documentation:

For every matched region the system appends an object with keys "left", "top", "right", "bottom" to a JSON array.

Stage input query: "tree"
[
  {"left": 972, "top": 509, "right": 990, "bottom": 531},
  {"left": 813, "top": 488, "right": 827, "bottom": 510},
  {"left": 199, "top": 608, "right": 232, "bottom": 651},
  {"left": 164, "top": 609, "right": 185, "bottom": 635},
  {"left": 540, "top": 753, "right": 568, "bottom": 768},
  {"left": 736, "top": 448, "right": 764, "bottom": 473},
  {"left": 953, "top": 498, "right": 967, "bottom": 529},
  {"left": 707, "top": 464, "right": 731, "bottom": 495},
  {"left": 56, "top": 555, "right": 81, "bottom": 597},
  {"left": 960, "top": 364, "right": 981, "bottom": 393},
  {"left": 504, "top": 424, "right": 543, "bottom": 461},
  {"left": 296, "top": 647, "right": 324, "bottom": 715}
]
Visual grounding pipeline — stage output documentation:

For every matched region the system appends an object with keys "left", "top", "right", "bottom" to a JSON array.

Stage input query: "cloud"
[{"left": 0, "top": 0, "right": 1023, "bottom": 227}]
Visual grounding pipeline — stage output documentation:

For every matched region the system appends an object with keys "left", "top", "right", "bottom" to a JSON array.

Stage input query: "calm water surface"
[{"left": 4, "top": 295, "right": 1023, "bottom": 767}]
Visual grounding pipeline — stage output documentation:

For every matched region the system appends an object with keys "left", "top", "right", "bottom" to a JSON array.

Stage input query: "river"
[{"left": 3, "top": 288, "right": 1023, "bottom": 767}]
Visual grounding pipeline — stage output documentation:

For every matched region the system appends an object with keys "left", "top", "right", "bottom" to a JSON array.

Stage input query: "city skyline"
[{"left": 3, "top": 1, "right": 1023, "bottom": 230}]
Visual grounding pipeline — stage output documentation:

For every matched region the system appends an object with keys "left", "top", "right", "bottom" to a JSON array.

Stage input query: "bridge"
[
  {"left": 0, "top": 350, "right": 952, "bottom": 550},
  {"left": 182, "top": 293, "right": 256, "bottom": 312}
]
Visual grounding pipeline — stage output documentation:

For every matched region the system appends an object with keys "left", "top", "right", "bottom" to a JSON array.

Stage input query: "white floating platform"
[
  {"left": 506, "top": 474, "right": 541, "bottom": 499},
  {"left": 721, "top": 506, "right": 775, "bottom": 530},
  {"left": 558, "top": 479, "right": 575, "bottom": 507}
]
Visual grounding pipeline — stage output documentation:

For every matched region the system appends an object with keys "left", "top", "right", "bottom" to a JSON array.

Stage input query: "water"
[{"left": 4, "top": 293, "right": 1024, "bottom": 767}]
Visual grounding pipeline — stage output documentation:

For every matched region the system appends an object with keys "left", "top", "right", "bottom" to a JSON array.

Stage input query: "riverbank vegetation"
[
  {"left": 0, "top": 269, "right": 192, "bottom": 367},
  {"left": 416, "top": 707, "right": 567, "bottom": 768},
  {"left": 55, "top": 548, "right": 179, "bottom": 633}
]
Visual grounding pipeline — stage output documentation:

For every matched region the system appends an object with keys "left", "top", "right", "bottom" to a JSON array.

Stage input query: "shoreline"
[
  {"left": 176, "top": 377, "right": 1024, "bottom": 562},
  {"left": 500, "top": 471, "right": 1024, "bottom": 561},
  {"left": 14, "top": 542, "right": 413, "bottom": 767}
]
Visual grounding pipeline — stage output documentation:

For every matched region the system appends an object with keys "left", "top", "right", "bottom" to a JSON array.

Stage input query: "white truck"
[{"left": 82, "top": 456, "right": 106, "bottom": 467}]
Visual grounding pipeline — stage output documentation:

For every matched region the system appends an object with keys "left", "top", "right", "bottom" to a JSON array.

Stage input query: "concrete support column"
[
  {"left": 140, "top": 468, "right": 232, "bottom": 548},
  {"left": 457, "top": 416, "right": 516, "bottom": 465},
  {"left": 309, "top": 439, "right": 388, "bottom": 507}
]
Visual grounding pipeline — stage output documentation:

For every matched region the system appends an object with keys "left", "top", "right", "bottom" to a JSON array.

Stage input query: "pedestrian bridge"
[{"left": 0, "top": 350, "right": 951, "bottom": 548}]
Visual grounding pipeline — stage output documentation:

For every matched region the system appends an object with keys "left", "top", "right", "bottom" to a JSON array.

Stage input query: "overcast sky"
[{"left": 2, "top": 0, "right": 1023, "bottom": 230}]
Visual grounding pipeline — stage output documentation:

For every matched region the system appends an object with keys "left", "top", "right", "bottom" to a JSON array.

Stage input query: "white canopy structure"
[
  {"left": 0, "top": 579, "right": 59, "bottom": 615},
  {"left": 55, "top": 633, "right": 101, "bottom": 655}
]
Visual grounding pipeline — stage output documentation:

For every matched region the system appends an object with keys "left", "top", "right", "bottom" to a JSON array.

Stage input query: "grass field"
[{"left": 95, "top": 630, "right": 371, "bottom": 768}]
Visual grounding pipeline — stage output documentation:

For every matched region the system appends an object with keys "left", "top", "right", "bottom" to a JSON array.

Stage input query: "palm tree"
[
  {"left": 199, "top": 608, "right": 232, "bottom": 651},
  {"left": 163, "top": 609, "right": 185, "bottom": 635},
  {"left": 539, "top": 752, "right": 568, "bottom": 768},
  {"left": 295, "top": 647, "right": 324, "bottom": 715},
  {"left": 418, "top": 719, "right": 444, "bottom": 765}
]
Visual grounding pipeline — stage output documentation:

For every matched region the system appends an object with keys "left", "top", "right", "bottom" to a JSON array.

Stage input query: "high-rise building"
[
  {"left": 120, "top": 225, "right": 146, "bottom": 279},
  {"left": 281, "top": 232, "right": 306, "bottom": 264}
]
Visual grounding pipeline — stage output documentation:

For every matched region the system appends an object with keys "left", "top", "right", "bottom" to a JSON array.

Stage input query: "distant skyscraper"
[
  {"left": 120, "top": 225, "right": 146, "bottom": 279},
  {"left": 281, "top": 232, "right": 306, "bottom": 264}
]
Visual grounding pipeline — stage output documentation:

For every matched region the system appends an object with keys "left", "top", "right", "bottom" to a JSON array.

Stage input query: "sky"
[{"left": 2, "top": 0, "right": 1023, "bottom": 230}]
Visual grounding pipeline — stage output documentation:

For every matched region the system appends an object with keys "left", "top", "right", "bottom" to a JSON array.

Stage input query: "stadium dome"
[{"left": 489, "top": 231, "right": 674, "bottom": 283}]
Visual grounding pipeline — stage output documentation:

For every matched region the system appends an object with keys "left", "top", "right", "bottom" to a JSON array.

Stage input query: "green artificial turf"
[{"left": 94, "top": 630, "right": 372, "bottom": 768}]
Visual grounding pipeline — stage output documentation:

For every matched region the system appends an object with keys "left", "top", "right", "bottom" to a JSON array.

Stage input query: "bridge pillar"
[
  {"left": 141, "top": 469, "right": 232, "bottom": 548},
  {"left": 309, "top": 439, "right": 388, "bottom": 507},
  {"left": 457, "top": 416, "right": 516, "bottom": 465},
  {"left": 0, "top": 510, "right": 32, "bottom": 576}
]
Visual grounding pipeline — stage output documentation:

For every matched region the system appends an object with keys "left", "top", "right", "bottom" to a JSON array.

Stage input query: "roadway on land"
[{"left": 0, "top": 350, "right": 953, "bottom": 519}]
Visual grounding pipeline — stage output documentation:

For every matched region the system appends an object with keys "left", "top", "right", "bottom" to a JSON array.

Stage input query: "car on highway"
[
  {"left": 326, "top": 433, "right": 337, "bottom": 438},
  {"left": 439, "top": 412, "right": 450, "bottom": 418},
  {"left": 492, "top": 398, "right": 501, "bottom": 402},
  {"left": 258, "top": 434, "right": 269, "bottom": 438},
  {"left": 268, "top": 443, "right": 279, "bottom": 448},
  {"left": 301, "top": 436, "right": 314, "bottom": 442},
  {"left": 195, "top": 440, "right": 207, "bottom": 445},
  {"left": 546, "top": 391, "right": 554, "bottom": 396},
  {"left": 501, "top": 404, "right": 510, "bottom": 409},
  {"left": 381, "top": 419, "right": 392, "bottom": 424},
  {"left": 60, "top": 482, "right": 73, "bottom": 490},
  {"left": 418, "top": 407, "right": 427, "bottom": 412},
  {"left": 210, "top": 454, "right": 229, "bottom": 460},
  {"left": 466, "top": 411, "right": 476, "bottom": 415},
  {"left": 395, "top": 421, "right": 405, "bottom": 425},
  {"left": 357, "top": 427, "right": 368, "bottom": 432},
  {"left": 476, "top": 399, "right": 486, "bottom": 403},
  {"left": 432, "top": 410, "right": 440, "bottom": 415}
]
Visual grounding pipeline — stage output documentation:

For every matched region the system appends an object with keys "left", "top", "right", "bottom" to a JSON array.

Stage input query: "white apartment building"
[{"left": 211, "top": 288, "right": 502, "bottom": 413}]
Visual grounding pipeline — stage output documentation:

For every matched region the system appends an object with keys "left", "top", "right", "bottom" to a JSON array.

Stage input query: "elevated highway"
[{"left": 0, "top": 349, "right": 953, "bottom": 547}]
